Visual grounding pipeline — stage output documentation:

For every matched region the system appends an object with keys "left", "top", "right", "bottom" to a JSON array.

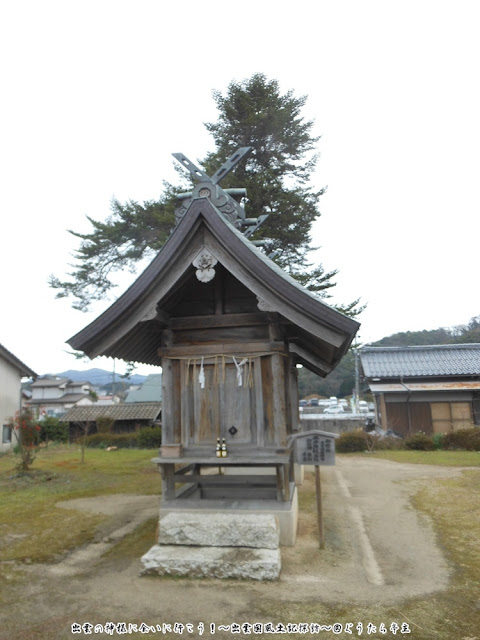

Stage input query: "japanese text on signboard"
[{"left": 294, "top": 433, "right": 335, "bottom": 466}]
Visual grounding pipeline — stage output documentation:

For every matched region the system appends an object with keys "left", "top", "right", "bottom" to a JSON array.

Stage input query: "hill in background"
[
  {"left": 53, "top": 368, "right": 147, "bottom": 388},
  {"left": 372, "top": 316, "right": 480, "bottom": 347},
  {"left": 298, "top": 314, "right": 480, "bottom": 399}
]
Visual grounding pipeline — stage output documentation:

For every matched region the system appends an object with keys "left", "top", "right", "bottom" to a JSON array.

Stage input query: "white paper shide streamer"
[
  {"left": 232, "top": 356, "right": 248, "bottom": 386},
  {"left": 198, "top": 357, "right": 206, "bottom": 389}
]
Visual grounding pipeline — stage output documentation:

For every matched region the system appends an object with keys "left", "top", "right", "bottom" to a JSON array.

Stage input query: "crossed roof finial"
[{"left": 172, "top": 147, "right": 267, "bottom": 237}]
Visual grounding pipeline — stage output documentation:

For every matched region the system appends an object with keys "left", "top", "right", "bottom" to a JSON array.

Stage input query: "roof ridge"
[
  {"left": 0, "top": 342, "right": 37, "bottom": 378},
  {"left": 363, "top": 343, "right": 480, "bottom": 351},
  {"left": 360, "top": 343, "right": 480, "bottom": 378}
]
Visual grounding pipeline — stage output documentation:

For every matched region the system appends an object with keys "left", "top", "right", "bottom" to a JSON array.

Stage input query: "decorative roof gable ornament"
[
  {"left": 256, "top": 296, "right": 275, "bottom": 312},
  {"left": 172, "top": 147, "right": 268, "bottom": 238},
  {"left": 192, "top": 248, "right": 218, "bottom": 283}
]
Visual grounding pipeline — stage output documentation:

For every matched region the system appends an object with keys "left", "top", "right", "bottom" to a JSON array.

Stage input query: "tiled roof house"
[
  {"left": 28, "top": 377, "right": 96, "bottom": 418},
  {"left": 62, "top": 402, "right": 162, "bottom": 437},
  {"left": 360, "top": 344, "right": 480, "bottom": 435}
]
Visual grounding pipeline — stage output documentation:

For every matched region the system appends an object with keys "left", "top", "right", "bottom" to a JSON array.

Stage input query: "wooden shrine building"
[{"left": 68, "top": 149, "right": 359, "bottom": 544}]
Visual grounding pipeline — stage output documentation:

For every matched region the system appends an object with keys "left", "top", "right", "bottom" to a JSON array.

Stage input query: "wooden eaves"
[{"left": 68, "top": 198, "right": 360, "bottom": 376}]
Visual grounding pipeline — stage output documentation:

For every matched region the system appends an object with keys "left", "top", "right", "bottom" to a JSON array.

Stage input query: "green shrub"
[
  {"left": 96, "top": 416, "right": 115, "bottom": 433},
  {"left": 404, "top": 433, "right": 435, "bottom": 451},
  {"left": 374, "top": 435, "right": 405, "bottom": 450},
  {"left": 465, "top": 428, "right": 480, "bottom": 451},
  {"left": 39, "top": 417, "right": 69, "bottom": 443},
  {"left": 432, "top": 433, "right": 444, "bottom": 450},
  {"left": 336, "top": 430, "right": 368, "bottom": 453},
  {"left": 83, "top": 426, "right": 162, "bottom": 449},
  {"left": 136, "top": 426, "right": 162, "bottom": 449},
  {"left": 84, "top": 432, "right": 138, "bottom": 449},
  {"left": 443, "top": 428, "right": 480, "bottom": 451},
  {"left": 336, "top": 430, "right": 405, "bottom": 453}
]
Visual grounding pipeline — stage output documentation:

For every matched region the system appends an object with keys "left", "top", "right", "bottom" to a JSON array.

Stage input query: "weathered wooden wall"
[{"left": 159, "top": 266, "right": 295, "bottom": 453}]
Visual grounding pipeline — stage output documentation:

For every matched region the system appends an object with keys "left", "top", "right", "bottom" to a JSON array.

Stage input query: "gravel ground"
[{"left": 0, "top": 457, "right": 468, "bottom": 639}]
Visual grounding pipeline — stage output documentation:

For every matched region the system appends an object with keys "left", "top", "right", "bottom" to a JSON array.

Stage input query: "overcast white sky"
[{"left": 1, "top": 0, "right": 479, "bottom": 377}]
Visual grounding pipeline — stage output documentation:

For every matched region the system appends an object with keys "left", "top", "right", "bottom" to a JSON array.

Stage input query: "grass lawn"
[
  {"left": 0, "top": 446, "right": 479, "bottom": 639},
  {"left": 0, "top": 445, "right": 160, "bottom": 565},
  {"left": 360, "top": 449, "right": 480, "bottom": 466}
]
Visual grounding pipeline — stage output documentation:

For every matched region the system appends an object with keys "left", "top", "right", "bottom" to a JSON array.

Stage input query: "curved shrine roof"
[{"left": 68, "top": 198, "right": 359, "bottom": 376}]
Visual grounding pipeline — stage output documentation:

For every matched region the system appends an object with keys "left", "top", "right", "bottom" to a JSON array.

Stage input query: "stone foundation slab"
[
  {"left": 140, "top": 545, "right": 281, "bottom": 580},
  {"left": 160, "top": 486, "right": 298, "bottom": 546},
  {"left": 158, "top": 513, "right": 279, "bottom": 549}
]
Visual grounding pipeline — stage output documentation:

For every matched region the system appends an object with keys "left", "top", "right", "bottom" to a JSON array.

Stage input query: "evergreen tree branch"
[
  {"left": 50, "top": 73, "right": 365, "bottom": 319},
  {"left": 50, "top": 189, "right": 177, "bottom": 310}
]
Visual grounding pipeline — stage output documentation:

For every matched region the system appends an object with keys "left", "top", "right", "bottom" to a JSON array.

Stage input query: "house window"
[
  {"left": 431, "top": 402, "right": 473, "bottom": 434},
  {"left": 2, "top": 425, "right": 12, "bottom": 444}
]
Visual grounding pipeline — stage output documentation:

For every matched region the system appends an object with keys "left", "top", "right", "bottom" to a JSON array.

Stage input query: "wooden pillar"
[
  {"left": 163, "top": 464, "right": 175, "bottom": 500},
  {"left": 161, "top": 357, "right": 181, "bottom": 445},
  {"left": 378, "top": 393, "right": 387, "bottom": 430},
  {"left": 254, "top": 359, "right": 265, "bottom": 447},
  {"left": 282, "top": 464, "right": 290, "bottom": 501},
  {"left": 275, "top": 466, "right": 283, "bottom": 501},
  {"left": 161, "top": 357, "right": 174, "bottom": 445},
  {"left": 288, "top": 363, "right": 299, "bottom": 434},
  {"left": 271, "top": 353, "right": 288, "bottom": 446},
  {"left": 315, "top": 465, "right": 325, "bottom": 549}
]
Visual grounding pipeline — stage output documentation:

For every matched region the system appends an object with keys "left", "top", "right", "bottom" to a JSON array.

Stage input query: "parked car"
[
  {"left": 323, "top": 405, "right": 344, "bottom": 414},
  {"left": 299, "top": 400, "right": 307, "bottom": 407},
  {"left": 309, "top": 398, "right": 319, "bottom": 407}
]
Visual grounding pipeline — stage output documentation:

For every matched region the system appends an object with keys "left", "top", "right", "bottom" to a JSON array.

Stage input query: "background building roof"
[
  {"left": 28, "top": 393, "right": 90, "bottom": 405},
  {"left": 62, "top": 402, "right": 162, "bottom": 422},
  {"left": 360, "top": 344, "right": 480, "bottom": 379},
  {"left": 125, "top": 374, "right": 162, "bottom": 403},
  {"left": 31, "top": 377, "right": 69, "bottom": 388},
  {"left": 0, "top": 342, "right": 37, "bottom": 378}
]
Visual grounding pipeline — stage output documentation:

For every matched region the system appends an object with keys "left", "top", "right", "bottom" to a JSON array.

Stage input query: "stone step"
[
  {"left": 158, "top": 513, "right": 280, "bottom": 549},
  {"left": 140, "top": 545, "right": 281, "bottom": 580}
]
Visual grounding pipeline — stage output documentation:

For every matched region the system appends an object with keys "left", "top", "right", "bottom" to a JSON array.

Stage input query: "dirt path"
[{"left": 0, "top": 457, "right": 470, "bottom": 638}]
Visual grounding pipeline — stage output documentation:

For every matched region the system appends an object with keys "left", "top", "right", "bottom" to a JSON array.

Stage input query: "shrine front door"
[{"left": 182, "top": 358, "right": 258, "bottom": 447}]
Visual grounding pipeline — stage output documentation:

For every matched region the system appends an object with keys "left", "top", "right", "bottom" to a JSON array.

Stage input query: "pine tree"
[
  {"left": 201, "top": 74, "right": 341, "bottom": 299},
  {"left": 50, "top": 73, "right": 362, "bottom": 316},
  {"left": 49, "top": 186, "right": 179, "bottom": 311}
]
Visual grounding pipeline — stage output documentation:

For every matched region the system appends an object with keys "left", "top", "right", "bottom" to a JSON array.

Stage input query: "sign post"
[
  {"left": 315, "top": 465, "right": 324, "bottom": 549},
  {"left": 289, "top": 430, "right": 338, "bottom": 550}
]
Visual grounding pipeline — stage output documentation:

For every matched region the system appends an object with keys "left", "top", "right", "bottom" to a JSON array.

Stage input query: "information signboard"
[
  {"left": 289, "top": 430, "right": 338, "bottom": 549},
  {"left": 290, "top": 430, "right": 337, "bottom": 466}
]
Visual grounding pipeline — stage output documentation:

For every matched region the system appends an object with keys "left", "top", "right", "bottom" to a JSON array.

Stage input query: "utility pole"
[
  {"left": 354, "top": 346, "right": 360, "bottom": 414},
  {"left": 112, "top": 358, "right": 116, "bottom": 398}
]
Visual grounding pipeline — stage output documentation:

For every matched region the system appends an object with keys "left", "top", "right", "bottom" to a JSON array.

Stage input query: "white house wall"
[
  {"left": 0, "top": 357, "right": 22, "bottom": 452},
  {"left": 68, "top": 383, "right": 92, "bottom": 394},
  {"left": 31, "top": 385, "right": 66, "bottom": 401}
]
